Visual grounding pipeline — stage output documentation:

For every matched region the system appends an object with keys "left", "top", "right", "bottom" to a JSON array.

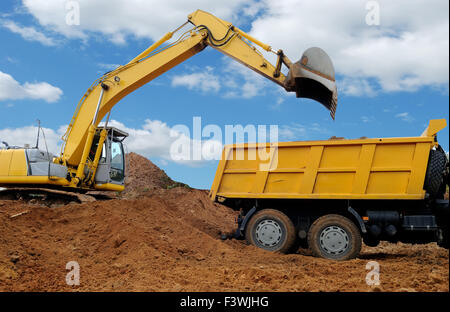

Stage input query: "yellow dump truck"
[{"left": 210, "top": 119, "right": 449, "bottom": 260}]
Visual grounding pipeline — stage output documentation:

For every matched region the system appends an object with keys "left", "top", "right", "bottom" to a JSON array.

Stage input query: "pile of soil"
[
  {"left": 0, "top": 154, "right": 448, "bottom": 292},
  {"left": 121, "top": 153, "right": 187, "bottom": 198}
]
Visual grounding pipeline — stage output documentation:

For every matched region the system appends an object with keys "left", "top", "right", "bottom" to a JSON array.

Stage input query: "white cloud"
[
  {"left": 172, "top": 60, "right": 279, "bottom": 99},
  {"left": 0, "top": 71, "right": 63, "bottom": 103},
  {"left": 171, "top": 67, "right": 221, "bottom": 93},
  {"left": 106, "top": 119, "right": 222, "bottom": 166},
  {"left": 164, "top": 1, "right": 449, "bottom": 99},
  {"left": 221, "top": 59, "right": 272, "bottom": 99},
  {"left": 339, "top": 77, "right": 377, "bottom": 97},
  {"left": 0, "top": 125, "right": 66, "bottom": 154},
  {"left": 21, "top": 0, "right": 256, "bottom": 43},
  {"left": 247, "top": 0, "right": 449, "bottom": 94},
  {"left": 278, "top": 122, "right": 328, "bottom": 140},
  {"left": 1, "top": 19, "right": 57, "bottom": 46},
  {"left": 395, "top": 112, "right": 414, "bottom": 123}
]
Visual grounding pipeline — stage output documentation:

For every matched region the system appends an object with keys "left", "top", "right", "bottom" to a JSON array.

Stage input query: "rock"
[
  {"left": 113, "top": 235, "right": 127, "bottom": 248},
  {"left": 10, "top": 255, "right": 20, "bottom": 264},
  {"left": 429, "top": 271, "right": 443, "bottom": 283}
]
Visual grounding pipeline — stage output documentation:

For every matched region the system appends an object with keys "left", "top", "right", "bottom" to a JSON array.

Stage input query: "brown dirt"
[
  {"left": 0, "top": 154, "right": 448, "bottom": 292},
  {"left": 120, "top": 152, "right": 187, "bottom": 198}
]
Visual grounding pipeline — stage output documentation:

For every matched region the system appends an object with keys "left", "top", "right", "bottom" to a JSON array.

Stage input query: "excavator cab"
[
  {"left": 284, "top": 47, "right": 338, "bottom": 119},
  {"left": 91, "top": 127, "right": 128, "bottom": 189}
]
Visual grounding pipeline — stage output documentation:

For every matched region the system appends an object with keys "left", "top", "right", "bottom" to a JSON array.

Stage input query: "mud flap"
[
  {"left": 227, "top": 206, "right": 257, "bottom": 239},
  {"left": 348, "top": 206, "right": 367, "bottom": 234},
  {"left": 285, "top": 47, "right": 338, "bottom": 119}
]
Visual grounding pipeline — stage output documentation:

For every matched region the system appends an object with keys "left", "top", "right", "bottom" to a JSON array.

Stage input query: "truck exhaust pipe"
[{"left": 284, "top": 47, "right": 338, "bottom": 119}]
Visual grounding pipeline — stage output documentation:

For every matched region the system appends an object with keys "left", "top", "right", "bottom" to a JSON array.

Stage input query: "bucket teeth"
[{"left": 330, "top": 90, "right": 337, "bottom": 120}]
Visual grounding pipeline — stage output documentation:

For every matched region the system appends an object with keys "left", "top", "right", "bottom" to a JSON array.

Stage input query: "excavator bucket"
[{"left": 284, "top": 47, "right": 338, "bottom": 119}]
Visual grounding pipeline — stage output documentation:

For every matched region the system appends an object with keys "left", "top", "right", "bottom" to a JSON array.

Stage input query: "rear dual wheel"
[
  {"left": 245, "top": 209, "right": 297, "bottom": 254},
  {"left": 245, "top": 210, "right": 362, "bottom": 260},
  {"left": 308, "top": 214, "right": 362, "bottom": 260}
]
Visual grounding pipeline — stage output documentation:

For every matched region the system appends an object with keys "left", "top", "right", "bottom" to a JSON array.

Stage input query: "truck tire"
[
  {"left": 245, "top": 209, "right": 297, "bottom": 254},
  {"left": 308, "top": 214, "right": 362, "bottom": 260},
  {"left": 424, "top": 149, "right": 447, "bottom": 198}
]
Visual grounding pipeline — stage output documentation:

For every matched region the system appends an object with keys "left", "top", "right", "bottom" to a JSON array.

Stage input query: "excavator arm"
[{"left": 57, "top": 9, "right": 338, "bottom": 189}]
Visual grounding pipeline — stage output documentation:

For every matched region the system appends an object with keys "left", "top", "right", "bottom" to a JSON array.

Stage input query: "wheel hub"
[
  {"left": 319, "top": 225, "right": 349, "bottom": 255},
  {"left": 255, "top": 220, "right": 282, "bottom": 247}
]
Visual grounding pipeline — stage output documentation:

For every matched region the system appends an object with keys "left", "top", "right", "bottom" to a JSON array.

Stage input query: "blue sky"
[{"left": 0, "top": 0, "right": 448, "bottom": 189}]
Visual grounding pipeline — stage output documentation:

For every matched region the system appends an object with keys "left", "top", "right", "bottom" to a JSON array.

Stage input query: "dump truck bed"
[{"left": 210, "top": 119, "right": 447, "bottom": 201}]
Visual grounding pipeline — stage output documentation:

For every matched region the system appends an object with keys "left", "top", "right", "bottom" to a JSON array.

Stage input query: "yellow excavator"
[{"left": 0, "top": 10, "right": 337, "bottom": 200}]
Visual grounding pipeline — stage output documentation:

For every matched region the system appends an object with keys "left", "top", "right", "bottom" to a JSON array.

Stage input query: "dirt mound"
[
  {"left": 0, "top": 153, "right": 448, "bottom": 292},
  {"left": 0, "top": 195, "right": 448, "bottom": 292},
  {"left": 0, "top": 188, "right": 239, "bottom": 291},
  {"left": 121, "top": 153, "right": 186, "bottom": 198}
]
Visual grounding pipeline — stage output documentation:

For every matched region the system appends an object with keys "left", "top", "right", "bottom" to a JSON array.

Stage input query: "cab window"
[{"left": 110, "top": 141, "right": 124, "bottom": 181}]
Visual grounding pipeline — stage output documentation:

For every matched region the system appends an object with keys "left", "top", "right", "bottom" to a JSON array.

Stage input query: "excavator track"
[{"left": 0, "top": 187, "right": 100, "bottom": 206}]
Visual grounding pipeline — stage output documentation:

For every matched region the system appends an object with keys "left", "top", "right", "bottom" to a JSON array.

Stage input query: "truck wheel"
[
  {"left": 245, "top": 209, "right": 296, "bottom": 254},
  {"left": 424, "top": 149, "right": 447, "bottom": 198},
  {"left": 308, "top": 214, "right": 362, "bottom": 260}
]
